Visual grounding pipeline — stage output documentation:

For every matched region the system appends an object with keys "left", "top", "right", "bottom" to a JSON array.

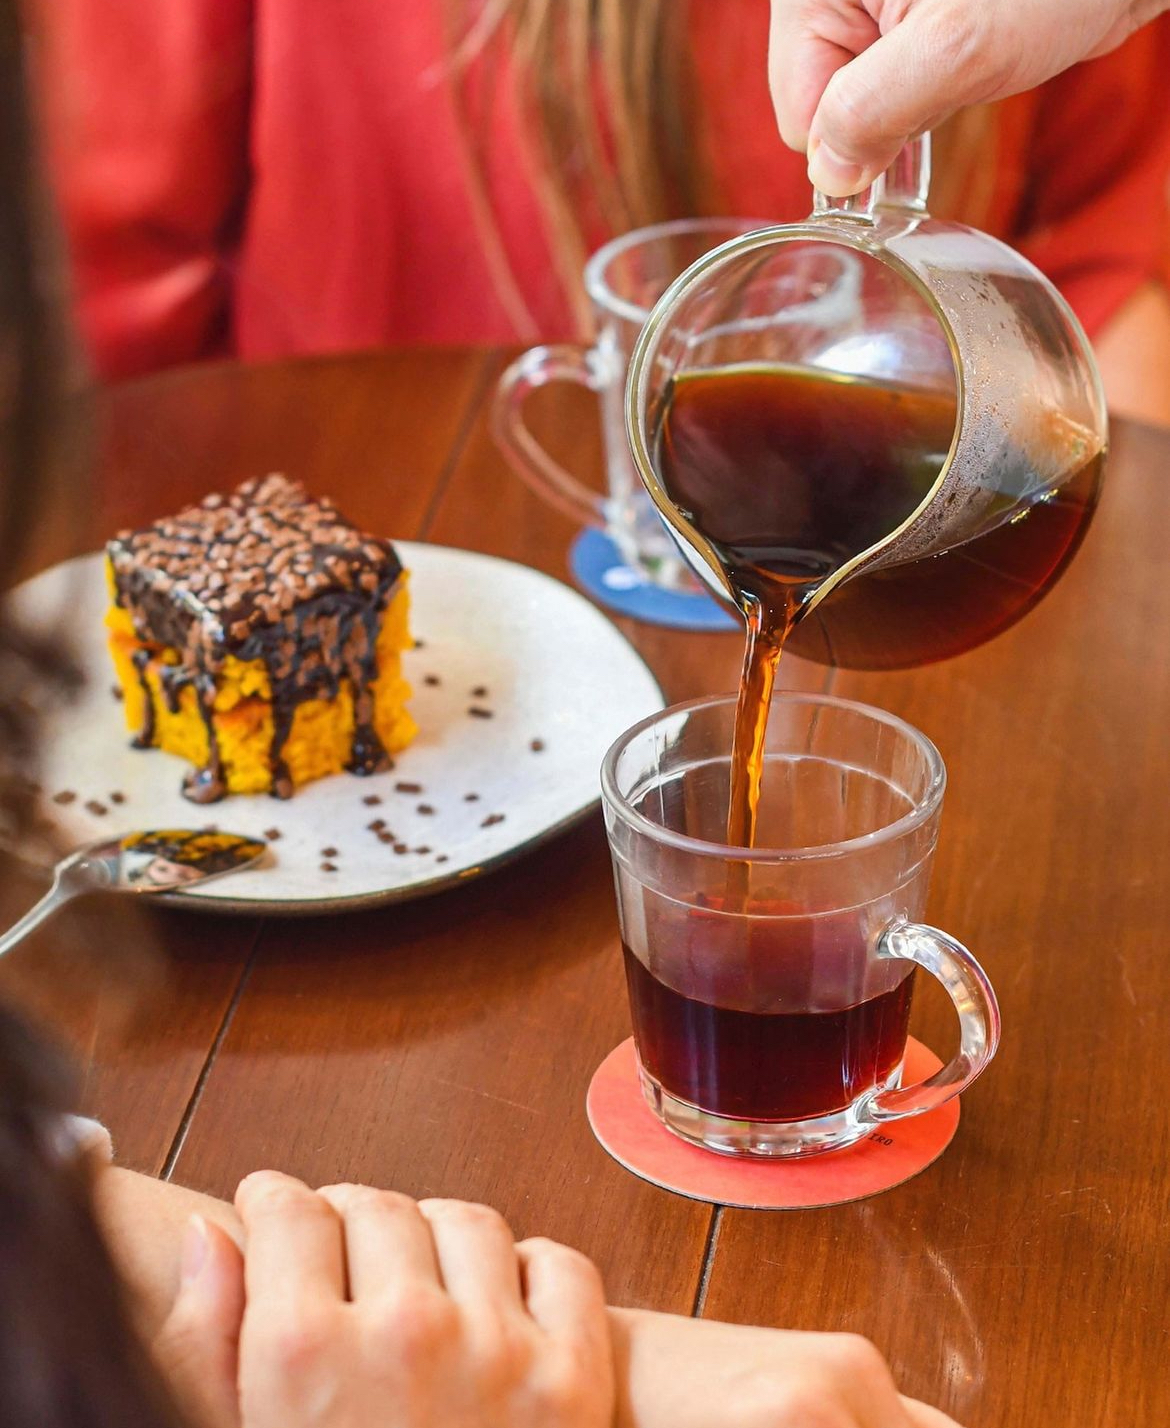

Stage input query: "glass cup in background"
[
  {"left": 601, "top": 694, "right": 1000, "bottom": 1158},
  {"left": 493, "top": 220, "right": 861, "bottom": 592}
]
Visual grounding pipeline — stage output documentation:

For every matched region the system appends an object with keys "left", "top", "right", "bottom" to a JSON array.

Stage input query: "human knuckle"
[
  {"left": 819, "top": 67, "right": 885, "bottom": 151},
  {"left": 257, "top": 1308, "right": 338, "bottom": 1376},
  {"left": 920, "top": 5, "right": 1000, "bottom": 87},
  {"left": 757, "top": 1388, "right": 851, "bottom": 1428},
  {"left": 326, "top": 1182, "right": 387, "bottom": 1214},
  {"left": 826, "top": 1331, "right": 890, "bottom": 1379},
  {"left": 243, "top": 1176, "right": 318, "bottom": 1218},
  {"left": 531, "top": 1362, "right": 591, "bottom": 1421},
  {"left": 426, "top": 1197, "right": 509, "bottom": 1232},
  {"left": 374, "top": 1288, "right": 460, "bottom": 1359},
  {"left": 541, "top": 1239, "right": 605, "bottom": 1291}
]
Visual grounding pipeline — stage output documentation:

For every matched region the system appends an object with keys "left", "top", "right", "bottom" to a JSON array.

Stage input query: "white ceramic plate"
[{"left": 9, "top": 546, "right": 664, "bottom": 913}]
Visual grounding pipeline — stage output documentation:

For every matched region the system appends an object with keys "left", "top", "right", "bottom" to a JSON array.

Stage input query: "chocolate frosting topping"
[{"left": 109, "top": 475, "right": 406, "bottom": 803}]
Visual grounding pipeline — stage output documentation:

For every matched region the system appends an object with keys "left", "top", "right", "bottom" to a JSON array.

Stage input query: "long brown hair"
[
  {"left": 441, "top": 0, "right": 996, "bottom": 337},
  {"left": 0, "top": 5, "right": 185, "bottom": 1425}
]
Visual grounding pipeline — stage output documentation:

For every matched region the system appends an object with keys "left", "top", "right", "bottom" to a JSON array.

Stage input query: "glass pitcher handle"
[
  {"left": 858, "top": 917, "right": 1000, "bottom": 1123},
  {"left": 812, "top": 134, "right": 932, "bottom": 223}
]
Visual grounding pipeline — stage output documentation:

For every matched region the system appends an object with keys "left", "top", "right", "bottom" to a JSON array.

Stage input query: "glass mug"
[
  {"left": 493, "top": 218, "right": 862, "bottom": 591},
  {"left": 624, "top": 136, "right": 1109, "bottom": 668},
  {"left": 601, "top": 693, "right": 1000, "bottom": 1158}
]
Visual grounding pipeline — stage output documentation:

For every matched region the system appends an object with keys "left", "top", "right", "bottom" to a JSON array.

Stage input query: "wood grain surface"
[{"left": 1, "top": 350, "right": 1165, "bottom": 1422}]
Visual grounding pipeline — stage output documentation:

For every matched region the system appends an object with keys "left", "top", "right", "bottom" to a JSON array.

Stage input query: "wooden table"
[{"left": 3, "top": 348, "right": 1167, "bottom": 1424}]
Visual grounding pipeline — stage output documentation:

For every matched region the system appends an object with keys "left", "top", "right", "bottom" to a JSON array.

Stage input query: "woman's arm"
[{"left": 94, "top": 1167, "right": 958, "bottom": 1428}]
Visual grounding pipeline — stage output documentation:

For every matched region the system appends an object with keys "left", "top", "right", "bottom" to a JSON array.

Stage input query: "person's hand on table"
[
  {"left": 157, "top": 1170, "right": 614, "bottom": 1428},
  {"left": 769, "top": 0, "right": 1170, "bottom": 194},
  {"left": 609, "top": 1308, "right": 961, "bottom": 1428},
  {"left": 148, "top": 1169, "right": 961, "bottom": 1428}
]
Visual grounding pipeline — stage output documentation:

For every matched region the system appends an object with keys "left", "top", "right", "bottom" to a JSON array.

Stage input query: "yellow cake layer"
[{"left": 105, "top": 577, "right": 416, "bottom": 796}]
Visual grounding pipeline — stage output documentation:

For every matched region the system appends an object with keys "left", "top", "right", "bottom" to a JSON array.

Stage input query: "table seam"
[
  {"left": 416, "top": 351, "right": 504, "bottom": 541},
  {"left": 159, "top": 923, "right": 264, "bottom": 1181}
]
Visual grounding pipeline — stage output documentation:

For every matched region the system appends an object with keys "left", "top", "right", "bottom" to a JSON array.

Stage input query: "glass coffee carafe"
[{"left": 625, "top": 137, "right": 1108, "bottom": 670}]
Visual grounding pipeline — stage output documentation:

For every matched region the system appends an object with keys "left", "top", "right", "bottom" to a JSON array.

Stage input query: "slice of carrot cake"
[{"left": 106, "top": 474, "right": 415, "bottom": 802}]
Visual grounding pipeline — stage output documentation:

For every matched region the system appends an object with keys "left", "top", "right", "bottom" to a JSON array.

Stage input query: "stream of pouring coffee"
[{"left": 654, "top": 363, "right": 957, "bottom": 848}]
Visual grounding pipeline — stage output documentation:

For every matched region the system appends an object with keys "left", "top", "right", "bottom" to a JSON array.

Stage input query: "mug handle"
[
  {"left": 492, "top": 343, "right": 612, "bottom": 529},
  {"left": 859, "top": 920, "right": 1001, "bottom": 1123},
  {"left": 812, "top": 134, "right": 931, "bottom": 222}
]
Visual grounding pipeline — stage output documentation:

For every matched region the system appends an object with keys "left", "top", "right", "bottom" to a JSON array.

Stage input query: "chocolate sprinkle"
[
  {"left": 378, "top": 830, "right": 396, "bottom": 843},
  {"left": 395, "top": 780, "right": 423, "bottom": 794},
  {"left": 109, "top": 791, "right": 127, "bottom": 804},
  {"left": 417, "top": 804, "right": 435, "bottom": 816},
  {"left": 468, "top": 706, "right": 493, "bottom": 719},
  {"left": 463, "top": 792, "right": 480, "bottom": 802},
  {"left": 321, "top": 846, "right": 338, "bottom": 858},
  {"left": 362, "top": 794, "right": 382, "bottom": 806},
  {"left": 471, "top": 685, "right": 488, "bottom": 697},
  {"left": 85, "top": 800, "right": 108, "bottom": 817},
  {"left": 423, "top": 674, "right": 440, "bottom": 686},
  {"left": 320, "top": 861, "right": 338, "bottom": 873},
  {"left": 481, "top": 813, "right": 505, "bottom": 828},
  {"left": 393, "top": 842, "right": 409, "bottom": 854},
  {"left": 529, "top": 739, "right": 545, "bottom": 752},
  {"left": 263, "top": 827, "right": 282, "bottom": 841},
  {"left": 367, "top": 818, "right": 386, "bottom": 831},
  {"left": 110, "top": 684, "right": 124, "bottom": 702},
  {"left": 436, "top": 855, "right": 449, "bottom": 864},
  {"left": 414, "top": 845, "right": 432, "bottom": 855},
  {"left": 51, "top": 790, "right": 76, "bottom": 806}
]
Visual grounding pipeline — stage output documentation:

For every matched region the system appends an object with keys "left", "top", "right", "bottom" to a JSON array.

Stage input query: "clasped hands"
[{"left": 153, "top": 1170, "right": 959, "bottom": 1428}]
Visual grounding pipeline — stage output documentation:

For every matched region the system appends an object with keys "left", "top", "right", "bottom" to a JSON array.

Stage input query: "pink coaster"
[{"left": 587, "top": 1037, "right": 959, "bottom": 1210}]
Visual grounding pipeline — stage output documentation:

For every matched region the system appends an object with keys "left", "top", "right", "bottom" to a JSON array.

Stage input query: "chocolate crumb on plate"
[
  {"left": 320, "top": 862, "right": 338, "bottom": 873},
  {"left": 395, "top": 780, "right": 423, "bottom": 794},
  {"left": 529, "top": 739, "right": 545, "bottom": 752},
  {"left": 481, "top": 813, "right": 505, "bottom": 828},
  {"left": 417, "top": 804, "right": 435, "bottom": 816},
  {"left": 85, "top": 800, "right": 108, "bottom": 817},
  {"left": 468, "top": 706, "right": 493, "bottom": 719},
  {"left": 362, "top": 794, "right": 382, "bottom": 806},
  {"left": 52, "top": 790, "right": 76, "bottom": 806}
]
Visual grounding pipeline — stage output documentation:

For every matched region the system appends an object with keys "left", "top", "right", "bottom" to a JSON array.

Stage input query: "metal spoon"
[{"left": 0, "top": 828, "right": 268, "bottom": 956}]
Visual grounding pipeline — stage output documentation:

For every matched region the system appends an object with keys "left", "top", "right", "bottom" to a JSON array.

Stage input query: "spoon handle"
[{"left": 0, "top": 877, "right": 73, "bottom": 958}]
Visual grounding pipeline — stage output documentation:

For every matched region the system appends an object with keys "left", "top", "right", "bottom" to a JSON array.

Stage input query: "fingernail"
[
  {"left": 807, "top": 140, "right": 866, "bottom": 197},
  {"left": 180, "top": 1214, "right": 209, "bottom": 1286}
]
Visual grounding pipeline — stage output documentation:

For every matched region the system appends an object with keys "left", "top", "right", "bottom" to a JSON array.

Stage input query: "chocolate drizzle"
[{"left": 109, "top": 475, "right": 405, "bottom": 803}]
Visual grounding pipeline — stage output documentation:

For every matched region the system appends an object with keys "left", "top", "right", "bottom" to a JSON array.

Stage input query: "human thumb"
[
  {"left": 807, "top": 5, "right": 994, "bottom": 195},
  {"left": 154, "top": 1215, "right": 245, "bottom": 1428}
]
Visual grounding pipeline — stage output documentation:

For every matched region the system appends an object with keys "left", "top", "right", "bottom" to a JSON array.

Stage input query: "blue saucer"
[{"left": 570, "top": 529, "right": 739, "bottom": 632}]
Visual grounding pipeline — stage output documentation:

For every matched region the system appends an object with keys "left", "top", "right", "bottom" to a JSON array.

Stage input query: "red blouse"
[{"left": 31, "top": 1, "right": 1170, "bottom": 380}]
